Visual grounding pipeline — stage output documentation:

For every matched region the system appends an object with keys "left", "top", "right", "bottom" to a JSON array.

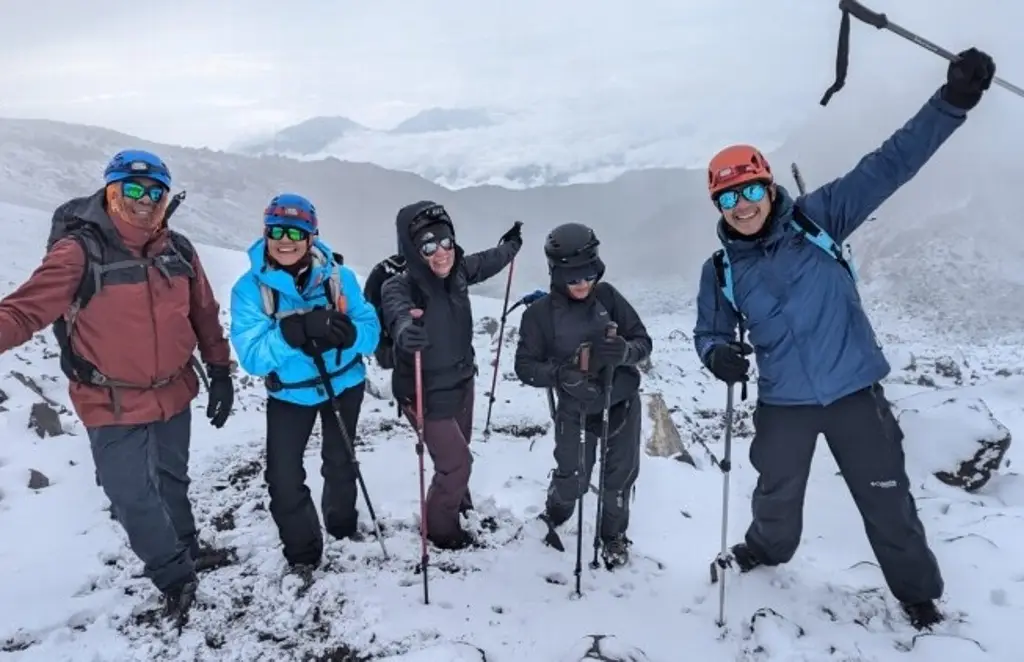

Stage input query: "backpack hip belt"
[{"left": 264, "top": 355, "right": 361, "bottom": 394}]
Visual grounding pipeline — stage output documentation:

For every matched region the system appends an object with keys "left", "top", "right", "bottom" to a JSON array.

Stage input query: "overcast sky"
[{"left": 1, "top": 0, "right": 1020, "bottom": 149}]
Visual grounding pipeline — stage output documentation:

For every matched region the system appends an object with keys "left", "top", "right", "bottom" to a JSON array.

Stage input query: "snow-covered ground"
[{"left": 0, "top": 201, "right": 1022, "bottom": 661}]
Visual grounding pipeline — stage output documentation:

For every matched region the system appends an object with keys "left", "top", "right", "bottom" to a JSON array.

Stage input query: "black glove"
[
  {"left": 499, "top": 221, "right": 523, "bottom": 248},
  {"left": 707, "top": 342, "right": 754, "bottom": 384},
  {"left": 396, "top": 321, "right": 429, "bottom": 352},
  {"left": 941, "top": 47, "right": 996, "bottom": 110},
  {"left": 206, "top": 364, "right": 234, "bottom": 429},
  {"left": 556, "top": 364, "right": 602, "bottom": 403},
  {"left": 302, "top": 313, "right": 357, "bottom": 356},
  {"left": 590, "top": 334, "right": 629, "bottom": 371}
]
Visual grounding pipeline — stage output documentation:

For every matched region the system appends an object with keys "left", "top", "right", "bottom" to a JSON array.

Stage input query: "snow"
[{"left": 0, "top": 201, "right": 1023, "bottom": 661}]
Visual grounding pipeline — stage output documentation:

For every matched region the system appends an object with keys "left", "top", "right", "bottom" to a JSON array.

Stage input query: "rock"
[
  {"left": 477, "top": 317, "right": 499, "bottom": 337},
  {"left": 643, "top": 393, "right": 694, "bottom": 466},
  {"left": 376, "top": 642, "right": 489, "bottom": 661},
  {"left": 9, "top": 370, "right": 68, "bottom": 413},
  {"left": 28, "top": 402, "right": 65, "bottom": 438},
  {"left": 894, "top": 393, "right": 1011, "bottom": 492},
  {"left": 559, "top": 635, "right": 651, "bottom": 661},
  {"left": 28, "top": 469, "right": 50, "bottom": 490}
]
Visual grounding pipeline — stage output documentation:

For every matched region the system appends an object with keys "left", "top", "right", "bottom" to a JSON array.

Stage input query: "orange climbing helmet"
[{"left": 707, "top": 144, "right": 773, "bottom": 198}]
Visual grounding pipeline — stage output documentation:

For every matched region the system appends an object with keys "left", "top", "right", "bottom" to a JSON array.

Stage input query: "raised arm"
[{"left": 800, "top": 92, "right": 966, "bottom": 242}]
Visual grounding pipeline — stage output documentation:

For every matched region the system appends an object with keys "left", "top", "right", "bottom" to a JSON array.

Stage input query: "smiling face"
[
  {"left": 717, "top": 181, "right": 775, "bottom": 236},
  {"left": 265, "top": 225, "right": 311, "bottom": 266},
  {"left": 116, "top": 177, "right": 168, "bottom": 230},
  {"left": 415, "top": 225, "right": 456, "bottom": 278}
]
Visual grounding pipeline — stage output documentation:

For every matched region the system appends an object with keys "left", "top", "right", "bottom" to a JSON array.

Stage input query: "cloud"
[{"left": 0, "top": 0, "right": 1021, "bottom": 151}]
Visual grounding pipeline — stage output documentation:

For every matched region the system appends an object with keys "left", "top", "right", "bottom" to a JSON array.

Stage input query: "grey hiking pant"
[
  {"left": 745, "top": 383, "right": 944, "bottom": 604},
  {"left": 88, "top": 407, "right": 196, "bottom": 592},
  {"left": 402, "top": 383, "right": 475, "bottom": 546},
  {"left": 547, "top": 392, "right": 642, "bottom": 539}
]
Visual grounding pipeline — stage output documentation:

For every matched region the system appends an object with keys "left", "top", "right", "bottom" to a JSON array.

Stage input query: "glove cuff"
[{"left": 207, "top": 364, "right": 232, "bottom": 380}]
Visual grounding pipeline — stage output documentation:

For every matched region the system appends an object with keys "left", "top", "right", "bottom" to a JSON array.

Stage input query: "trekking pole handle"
[
  {"left": 605, "top": 322, "right": 617, "bottom": 338},
  {"left": 578, "top": 344, "right": 591, "bottom": 372},
  {"left": 839, "top": 0, "right": 887, "bottom": 29}
]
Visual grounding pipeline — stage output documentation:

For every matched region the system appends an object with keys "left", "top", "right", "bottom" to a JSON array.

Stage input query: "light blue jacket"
[{"left": 229, "top": 237, "right": 380, "bottom": 406}]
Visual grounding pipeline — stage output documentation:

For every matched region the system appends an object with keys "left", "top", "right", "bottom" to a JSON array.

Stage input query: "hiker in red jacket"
[{"left": 0, "top": 149, "right": 234, "bottom": 623}]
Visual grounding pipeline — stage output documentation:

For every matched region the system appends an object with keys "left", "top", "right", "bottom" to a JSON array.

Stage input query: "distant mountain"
[
  {"left": 4, "top": 103, "right": 1023, "bottom": 342},
  {"left": 234, "top": 116, "right": 369, "bottom": 156},
  {"left": 389, "top": 107, "right": 499, "bottom": 134}
]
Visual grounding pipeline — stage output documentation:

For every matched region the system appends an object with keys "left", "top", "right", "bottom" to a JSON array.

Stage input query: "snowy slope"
[{"left": 0, "top": 202, "right": 1023, "bottom": 661}]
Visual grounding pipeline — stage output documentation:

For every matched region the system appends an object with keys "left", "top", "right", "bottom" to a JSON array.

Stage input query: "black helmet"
[{"left": 544, "top": 223, "right": 600, "bottom": 269}]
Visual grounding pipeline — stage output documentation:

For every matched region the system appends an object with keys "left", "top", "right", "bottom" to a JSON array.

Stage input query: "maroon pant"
[{"left": 403, "top": 384, "right": 474, "bottom": 544}]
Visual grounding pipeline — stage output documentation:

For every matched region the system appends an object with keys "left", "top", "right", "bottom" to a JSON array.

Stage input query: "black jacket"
[
  {"left": 381, "top": 203, "right": 520, "bottom": 418},
  {"left": 514, "top": 281, "right": 652, "bottom": 415}
]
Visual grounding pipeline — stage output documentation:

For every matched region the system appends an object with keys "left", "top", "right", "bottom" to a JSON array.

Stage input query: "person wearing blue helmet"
[
  {"left": 0, "top": 148, "right": 236, "bottom": 624},
  {"left": 229, "top": 193, "right": 381, "bottom": 580}
]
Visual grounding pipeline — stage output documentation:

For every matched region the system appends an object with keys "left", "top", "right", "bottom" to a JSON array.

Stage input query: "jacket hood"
[
  {"left": 715, "top": 184, "right": 796, "bottom": 255},
  {"left": 395, "top": 200, "right": 462, "bottom": 283},
  {"left": 246, "top": 236, "right": 338, "bottom": 294}
]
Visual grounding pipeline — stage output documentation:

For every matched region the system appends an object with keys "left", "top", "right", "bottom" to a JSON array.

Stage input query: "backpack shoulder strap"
[
  {"left": 66, "top": 227, "right": 106, "bottom": 312},
  {"left": 789, "top": 206, "right": 856, "bottom": 282},
  {"left": 711, "top": 249, "right": 738, "bottom": 312},
  {"left": 259, "top": 283, "right": 278, "bottom": 317},
  {"left": 594, "top": 281, "right": 617, "bottom": 320}
]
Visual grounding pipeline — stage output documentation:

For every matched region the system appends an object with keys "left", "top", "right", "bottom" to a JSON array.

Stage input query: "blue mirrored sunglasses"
[
  {"left": 717, "top": 182, "right": 767, "bottom": 211},
  {"left": 420, "top": 236, "right": 453, "bottom": 257},
  {"left": 121, "top": 180, "right": 166, "bottom": 203}
]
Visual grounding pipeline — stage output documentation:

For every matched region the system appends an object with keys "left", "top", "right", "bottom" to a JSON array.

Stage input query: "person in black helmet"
[{"left": 513, "top": 223, "right": 652, "bottom": 568}]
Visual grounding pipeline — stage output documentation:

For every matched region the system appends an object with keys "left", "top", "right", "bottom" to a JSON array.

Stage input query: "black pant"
[
  {"left": 264, "top": 382, "right": 364, "bottom": 566},
  {"left": 745, "top": 384, "right": 943, "bottom": 604},
  {"left": 547, "top": 392, "right": 642, "bottom": 539}
]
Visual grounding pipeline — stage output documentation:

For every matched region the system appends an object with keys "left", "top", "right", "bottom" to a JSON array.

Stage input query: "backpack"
[
  {"left": 362, "top": 254, "right": 422, "bottom": 370},
  {"left": 48, "top": 190, "right": 202, "bottom": 390},
  {"left": 712, "top": 206, "right": 859, "bottom": 316},
  {"left": 257, "top": 247, "right": 361, "bottom": 393}
]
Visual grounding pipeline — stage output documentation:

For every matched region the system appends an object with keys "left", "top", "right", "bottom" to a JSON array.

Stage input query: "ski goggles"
[
  {"left": 265, "top": 226, "right": 310, "bottom": 241},
  {"left": 420, "top": 236, "right": 454, "bottom": 257},
  {"left": 566, "top": 274, "right": 597, "bottom": 286},
  {"left": 121, "top": 180, "right": 166, "bottom": 203},
  {"left": 716, "top": 182, "right": 767, "bottom": 211}
]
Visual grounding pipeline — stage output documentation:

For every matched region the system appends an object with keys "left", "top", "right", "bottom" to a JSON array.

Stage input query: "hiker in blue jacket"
[
  {"left": 229, "top": 193, "right": 380, "bottom": 576},
  {"left": 693, "top": 48, "right": 995, "bottom": 630}
]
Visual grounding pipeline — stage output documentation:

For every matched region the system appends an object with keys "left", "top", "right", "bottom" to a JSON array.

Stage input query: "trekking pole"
[
  {"left": 483, "top": 258, "right": 517, "bottom": 437},
  {"left": 821, "top": 0, "right": 1024, "bottom": 106},
  {"left": 712, "top": 383, "right": 736, "bottom": 627},
  {"left": 312, "top": 354, "right": 389, "bottom": 560},
  {"left": 414, "top": 350, "right": 430, "bottom": 604},
  {"left": 572, "top": 343, "right": 592, "bottom": 598},
  {"left": 589, "top": 323, "right": 618, "bottom": 570}
]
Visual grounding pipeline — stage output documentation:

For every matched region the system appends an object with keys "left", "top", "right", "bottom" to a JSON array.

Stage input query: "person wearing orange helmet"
[{"left": 693, "top": 47, "right": 997, "bottom": 630}]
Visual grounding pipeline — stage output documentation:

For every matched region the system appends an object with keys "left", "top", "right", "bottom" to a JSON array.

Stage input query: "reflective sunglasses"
[
  {"left": 420, "top": 236, "right": 453, "bottom": 257},
  {"left": 567, "top": 274, "right": 597, "bottom": 286},
  {"left": 716, "top": 182, "right": 767, "bottom": 211},
  {"left": 266, "top": 226, "right": 310, "bottom": 241},
  {"left": 121, "top": 180, "right": 166, "bottom": 203}
]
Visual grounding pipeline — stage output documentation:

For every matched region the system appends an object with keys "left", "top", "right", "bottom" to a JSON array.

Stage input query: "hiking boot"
[
  {"left": 730, "top": 543, "right": 762, "bottom": 573},
  {"left": 194, "top": 545, "right": 233, "bottom": 573},
  {"left": 430, "top": 529, "right": 475, "bottom": 551},
  {"left": 901, "top": 600, "right": 943, "bottom": 630},
  {"left": 162, "top": 576, "right": 197, "bottom": 626},
  {"left": 601, "top": 534, "right": 631, "bottom": 569},
  {"left": 327, "top": 520, "right": 365, "bottom": 543}
]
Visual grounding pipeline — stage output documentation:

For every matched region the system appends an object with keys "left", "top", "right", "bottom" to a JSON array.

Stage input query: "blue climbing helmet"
[
  {"left": 103, "top": 149, "right": 172, "bottom": 189},
  {"left": 263, "top": 193, "right": 318, "bottom": 234}
]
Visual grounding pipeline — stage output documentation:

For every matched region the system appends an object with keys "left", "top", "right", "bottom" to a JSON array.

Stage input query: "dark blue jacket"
[{"left": 693, "top": 91, "right": 966, "bottom": 406}]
